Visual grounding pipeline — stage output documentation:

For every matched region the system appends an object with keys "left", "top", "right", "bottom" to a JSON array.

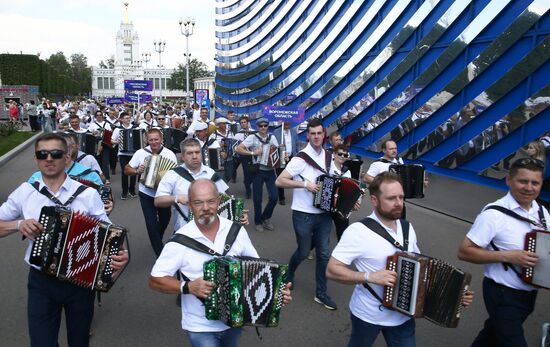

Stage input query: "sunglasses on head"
[
  {"left": 35, "top": 149, "right": 65, "bottom": 160},
  {"left": 257, "top": 124, "right": 268, "bottom": 128},
  {"left": 511, "top": 157, "right": 545, "bottom": 169},
  {"left": 336, "top": 152, "right": 350, "bottom": 158}
]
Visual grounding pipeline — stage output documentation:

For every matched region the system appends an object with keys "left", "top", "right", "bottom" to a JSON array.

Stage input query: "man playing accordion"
[
  {"left": 0, "top": 133, "right": 128, "bottom": 347},
  {"left": 149, "top": 179, "right": 291, "bottom": 347}
]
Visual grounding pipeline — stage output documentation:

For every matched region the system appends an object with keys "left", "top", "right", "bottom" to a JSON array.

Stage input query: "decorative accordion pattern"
[
  {"left": 188, "top": 194, "right": 245, "bottom": 223},
  {"left": 383, "top": 252, "right": 471, "bottom": 328},
  {"left": 203, "top": 256, "right": 287, "bottom": 327},
  {"left": 223, "top": 138, "right": 240, "bottom": 159},
  {"left": 314, "top": 175, "right": 363, "bottom": 218},
  {"left": 140, "top": 154, "right": 178, "bottom": 189},
  {"left": 77, "top": 133, "right": 99, "bottom": 156},
  {"left": 120, "top": 129, "right": 145, "bottom": 152},
  {"left": 257, "top": 144, "right": 282, "bottom": 168},
  {"left": 389, "top": 164, "right": 425, "bottom": 199},
  {"left": 523, "top": 230, "right": 550, "bottom": 290},
  {"left": 30, "top": 206, "right": 128, "bottom": 292}
]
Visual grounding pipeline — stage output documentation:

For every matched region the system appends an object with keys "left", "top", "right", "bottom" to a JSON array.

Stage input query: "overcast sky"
[{"left": 0, "top": 0, "right": 217, "bottom": 70}]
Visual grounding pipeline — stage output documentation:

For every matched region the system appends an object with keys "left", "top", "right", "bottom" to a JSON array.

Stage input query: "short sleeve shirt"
[
  {"left": 128, "top": 146, "right": 178, "bottom": 197},
  {"left": 366, "top": 157, "right": 404, "bottom": 178}
]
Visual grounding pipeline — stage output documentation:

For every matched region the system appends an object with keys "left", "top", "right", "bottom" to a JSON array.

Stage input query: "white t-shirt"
[
  {"left": 155, "top": 164, "right": 229, "bottom": 230},
  {"left": 366, "top": 157, "right": 404, "bottom": 178},
  {"left": 87, "top": 120, "right": 112, "bottom": 133},
  {"left": 241, "top": 133, "right": 279, "bottom": 171},
  {"left": 75, "top": 151, "right": 103, "bottom": 174},
  {"left": 466, "top": 192, "right": 549, "bottom": 291},
  {"left": 112, "top": 125, "right": 137, "bottom": 156},
  {"left": 331, "top": 212, "right": 419, "bottom": 326},
  {"left": 127, "top": 146, "right": 177, "bottom": 197},
  {"left": 150, "top": 217, "right": 259, "bottom": 332},
  {"left": 285, "top": 143, "right": 330, "bottom": 214}
]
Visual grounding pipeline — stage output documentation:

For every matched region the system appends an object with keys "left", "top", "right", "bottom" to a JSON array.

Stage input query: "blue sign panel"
[
  {"left": 262, "top": 105, "right": 305, "bottom": 126},
  {"left": 124, "top": 80, "right": 153, "bottom": 91},
  {"left": 124, "top": 93, "right": 152, "bottom": 103},
  {"left": 106, "top": 97, "right": 124, "bottom": 105}
]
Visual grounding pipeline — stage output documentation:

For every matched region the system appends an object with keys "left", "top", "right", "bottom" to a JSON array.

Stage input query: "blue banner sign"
[
  {"left": 262, "top": 105, "right": 305, "bottom": 126},
  {"left": 124, "top": 93, "right": 152, "bottom": 103},
  {"left": 124, "top": 80, "right": 153, "bottom": 91},
  {"left": 106, "top": 97, "right": 124, "bottom": 105}
]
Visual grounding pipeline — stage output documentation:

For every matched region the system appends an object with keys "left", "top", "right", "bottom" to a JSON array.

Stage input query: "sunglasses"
[
  {"left": 257, "top": 124, "right": 268, "bottom": 128},
  {"left": 157, "top": 118, "right": 165, "bottom": 120},
  {"left": 336, "top": 152, "right": 350, "bottom": 158},
  {"left": 35, "top": 149, "right": 65, "bottom": 160},
  {"left": 511, "top": 157, "right": 545, "bottom": 169}
]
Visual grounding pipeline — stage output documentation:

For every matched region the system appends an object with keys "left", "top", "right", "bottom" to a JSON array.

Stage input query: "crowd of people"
[{"left": 0, "top": 96, "right": 548, "bottom": 347}]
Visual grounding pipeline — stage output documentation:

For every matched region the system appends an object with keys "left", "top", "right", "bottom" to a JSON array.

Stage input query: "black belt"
[{"left": 485, "top": 277, "right": 537, "bottom": 295}]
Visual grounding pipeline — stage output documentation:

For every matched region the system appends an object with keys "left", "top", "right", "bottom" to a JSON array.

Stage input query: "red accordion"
[
  {"left": 314, "top": 175, "right": 363, "bottom": 218},
  {"left": 30, "top": 206, "right": 129, "bottom": 292},
  {"left": 102, "top": 129, "right": 113, "bottom": 147},
  {"left": 523, "top": 230, "right": 550, "bottom": 290}
]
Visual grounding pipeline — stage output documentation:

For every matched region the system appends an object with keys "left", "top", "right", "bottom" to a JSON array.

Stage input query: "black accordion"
[
  {"left": 523, "top": 230, "right": 550, "bottom": 290},
  {"left": 314, "top": 175, "right": 363, "bottom": 218},
  {"left": 77, "top": 133, "right": 99, "bottom": 156},
  {"left": 162, "top": 128, "right": 187, "bottom": 153},
  {"left": 383, "top": 252, "right": 471, "bottom": 328},
  {"left": 204, "top": 148, "right": 225, "bottom": 171},
  {"left": 389, "top": 164, "right": 425, "bottom": 199},
  {"left": 203, "top": 256, "right": 288, "bottom": 327},
  {"left": 120, "top": 129, "right": 145, "bottom": 152},
  {"left": 30, "top": 206, "right": 129, "bottom": 292}
]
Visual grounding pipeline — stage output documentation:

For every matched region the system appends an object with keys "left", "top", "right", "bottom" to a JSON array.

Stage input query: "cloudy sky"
[{"left": 0, "top": 0, "right": 217, "bottom": 70}]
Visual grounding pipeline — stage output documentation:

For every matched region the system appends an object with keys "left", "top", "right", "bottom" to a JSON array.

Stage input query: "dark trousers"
[
  {"left": 139, "top": 192, "right": 172, "bottom": 257},
  {"left": 276, "top": 167, "right": 286, "bottom": 201},
  {"left": 29, "top": 115, "right": 41, "bottom": 131},
  {"left": 232, "top": 156, "right": 240, "bottom": 181},
  {"left": 119, "top": 155, "right": 136, "bottom": 196},
  {"left": 347, "top": 314, "right": 416, "bottom": 347},
  {"left": 471, "top": 277, "right": 537, "bottom": 347},
  {"left": 98, "top": 146, "right": 112, "bottom": 180},
  {"left": 28, "top": 268, "right": 95, "bottom": 347},
  {"left": 224, "top": 159, "right": 235, "bottom": 183},
  {"left": 109, "top": 145, "right": 119, "bottom": 173},
  {"left": 240, "top": 156, "right": 253, "bottom": 197},
  {"left": 252, "top": 169, "right": 278, "bottom": 225},
  {"left": 331, "top": 212, "right": 349, "bottom": 241}
]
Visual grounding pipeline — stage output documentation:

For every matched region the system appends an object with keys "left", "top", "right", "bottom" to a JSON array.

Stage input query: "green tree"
[
  {"left": 169, "top": 58, "right": 213, "bottom": 90},
  {"left": 46, "top": 52, "right": 71, "bottom": 74},
  {"left": 69, "top": 53, "right": 92, "bottom": 93}
]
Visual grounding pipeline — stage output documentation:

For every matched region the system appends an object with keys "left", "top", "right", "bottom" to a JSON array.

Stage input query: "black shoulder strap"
[
  {"left": 76, "top": 153, "right": 87, "bottom": 162},
  {"left": 296, "top": 151, "right": 328, "bottom": 174},
  {"left": 376, "top": 158, "right": 392, "bottom": 163},
  {"left": 204, "top": 138, "right": 216, "bottom": 148},
  {"left": 168, "top": 221, "right": 241, "bottom": 256},
  {"left": 31, "top": 180, "right": 90, "bottom": 207},
  {"left": 210, "top": 172, "right": 223, "bottom": 183},
  {"left": 359, "top": 217, "right": 410, "bottom": 305},
  {"left": 359, "top": 217, "right": 410, "bottom": 251},
  {"left": 484, "top": 205, "right": 547, "bottom": 229},
  {"left": 172, "top": 166, "right": 195, "bottom": 182}
]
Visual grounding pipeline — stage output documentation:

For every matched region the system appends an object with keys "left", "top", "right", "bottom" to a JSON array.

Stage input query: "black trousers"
[
  {"left": 471, "top": 277, "right": 537, "bottom": 347},
  {"left": 331, "top": 212, "right": 350, "bottom": 241},
  {"left": 29, "top": 115, "right": 41, "bottom": 131},
  {"left": 119, "top": 155, "right": 136, "bottom": 196},
  {"left": 109, "top": 145, "right": 119, "bottom": 173}
]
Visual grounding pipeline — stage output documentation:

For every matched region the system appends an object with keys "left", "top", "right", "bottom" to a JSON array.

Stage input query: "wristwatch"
[{"left": 180, "top": 280, "right": 190, "bottom": 294}]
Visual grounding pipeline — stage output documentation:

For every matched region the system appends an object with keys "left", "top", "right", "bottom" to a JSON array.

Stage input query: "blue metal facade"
[{"left": 215, "top": 0, "right": 550, "bottom": 198}]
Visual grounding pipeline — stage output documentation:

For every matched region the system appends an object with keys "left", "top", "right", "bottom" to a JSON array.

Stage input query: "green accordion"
[
  {"left": 189, "top": 193, "right": 245, "bottom": 222},
  {"left": 203, "top": 256, "right": 288, "bottom": 327}
]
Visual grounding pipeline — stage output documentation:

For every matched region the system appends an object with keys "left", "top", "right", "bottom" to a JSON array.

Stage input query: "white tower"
[{"left": 115, "top": 2, "right": 140, "bottom": 67}]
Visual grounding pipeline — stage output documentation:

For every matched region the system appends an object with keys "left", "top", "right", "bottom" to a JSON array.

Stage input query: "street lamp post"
[
  {"left": 153, "top": 40, "right": 166, "bottom": 102},
  {"left": 142, "top": 52, "right": 151, "bottom": 69},
  {"left": 178, "top": 17, "right": 195, "bottom": 102}
]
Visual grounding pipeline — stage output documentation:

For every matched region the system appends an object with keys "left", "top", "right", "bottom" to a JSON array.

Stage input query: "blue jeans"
[
  {"left": 347, "top": 313, "right": 416, "bottom": 347},
  {"left": 471, "top": 277, "right": 537, "bottom": 347},
  {"left": 252, "top": 169, "right": 278, "bottom": 225},
  {"left": 287, "top": 210, "right": 332, "bottom": 296},
  {"left": 28, "top": 268, "right": 95, "bottom": 347},
  {"left": 239, "top": 156, "right": 252, "bottom": 196},
  {"left": 186, "top": 328, "right": 242, "bottom": 347},
  {"left": 139, "top": 192, "right": 172, "bottom": 257}
]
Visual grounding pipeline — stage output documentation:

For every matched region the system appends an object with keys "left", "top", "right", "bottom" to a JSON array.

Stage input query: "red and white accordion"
[
  {"left": 523, "top": 230, "right": 550, "bottom": 290},
  {"left": 258, "top": 144, "right": 285, "bottom": 169},
  {"left": 101, "top": 129, "right": 113, "bottom": 147},
  {"left": 314, "top": 175, "right": 363, "bottom": 218},
  {"left": 30, "top": 206, "right": 129, "bottom": 292},
  {"left": 389, "top": 164, "right": 425, "bottom": 199},
  {"left": 383, "top": 252, "right": 471, "bottom": 328}
]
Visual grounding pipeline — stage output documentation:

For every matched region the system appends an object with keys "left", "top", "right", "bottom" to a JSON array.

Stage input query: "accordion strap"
[
  {"left": 359, "top": 217, "right": 410, "bottom": 306},
  {"left": 31, "top": 181, "right": 89, "bottom": 207},
  {"left": 168, "top": 221, "right": 241, "bottom": 257},
  {"left": 295, "top": 151, "right": 331, "bottom": 175},
  {"left": 483, "top": 204, "right": 548, "bottom": 275},
  {"left": 76, "top": 153, "right": 87, "bottom": 163}
]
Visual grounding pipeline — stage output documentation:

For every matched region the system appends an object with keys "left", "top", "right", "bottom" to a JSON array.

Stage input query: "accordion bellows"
[
  {"left": 30, "top": 206, "right": 128, "bottom": 292},
  {"left": 383, "top": 252, "right": 471, "bottom": 328},
  {"left": 203, "top": 256, "right": 288, "bottom": 327},
  {"left": 140, "top": 154, "right": 178, "bottom": 189}
]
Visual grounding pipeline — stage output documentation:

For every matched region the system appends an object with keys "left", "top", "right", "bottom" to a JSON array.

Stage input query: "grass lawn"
[{"left": 0, "top": 131, "right": 36, "bottom": 157}]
